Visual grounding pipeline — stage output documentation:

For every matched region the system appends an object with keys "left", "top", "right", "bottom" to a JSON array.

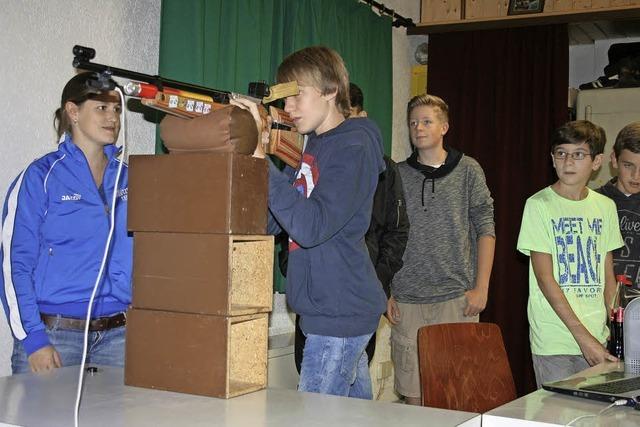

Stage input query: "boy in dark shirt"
[
  {"left": 598, "top": 122, "right": 640, "bottom": 291},
  {"left": 232, "top": 46, "right": 387, "bottom": 399},
  {"left": 290, "top": 82, "right": 409, "bottom": 373}
]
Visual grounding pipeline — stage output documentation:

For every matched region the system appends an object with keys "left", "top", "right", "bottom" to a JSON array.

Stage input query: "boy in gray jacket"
[{"left": 389, "top": 94, "right": 496, "bottom": 405}]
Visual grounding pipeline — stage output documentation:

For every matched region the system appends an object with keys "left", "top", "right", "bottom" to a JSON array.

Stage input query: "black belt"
[{"left": 41, "top": 313, "right": 126, "bottom": 332}]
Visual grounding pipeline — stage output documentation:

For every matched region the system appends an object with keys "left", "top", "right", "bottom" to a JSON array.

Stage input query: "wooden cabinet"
[
  {"left": 465, "top": 0, "right": 509, "bottom": 19},
  {"left": 421, "top": 0, "right": 462, "bottom": 22},
  {"left": 126, "top": 152, "right": 273, "bottom": 398},
  {"left": 132, "top": 233, "right": 273, "bottom": 316},
  {"left": 126, "top": 309, "right": 268, "bottom": 398},
  {"left": 128, "top": 153, "right": 268, "bottom": 235},
  {"left": 547, "top": 0, "right": 640, "bottom": 11},
  {"left": 413, "top": 0, "right": 640, "bottom": 33}
]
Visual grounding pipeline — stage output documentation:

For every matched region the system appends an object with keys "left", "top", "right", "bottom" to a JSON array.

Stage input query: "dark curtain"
[{"left": 427, "top": 25, "right": 569, "bottom": 395}]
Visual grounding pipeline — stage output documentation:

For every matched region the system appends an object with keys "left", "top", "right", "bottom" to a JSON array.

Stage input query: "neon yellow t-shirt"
[{"left": 517, "top": 187, "right": 623, "bottom": 355}]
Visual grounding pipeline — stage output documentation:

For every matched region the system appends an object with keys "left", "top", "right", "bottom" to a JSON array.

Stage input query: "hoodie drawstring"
[{"left": 420, "top": 177, "right": 436, "bottom": 207}]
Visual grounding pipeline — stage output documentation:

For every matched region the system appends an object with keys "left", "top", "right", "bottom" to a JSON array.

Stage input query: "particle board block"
[
  {"left": 132, "top": 233, "right": 274, "bottom": 316},
  {"left": 125, "top": 308, "right": 268, "bottom": 399}
]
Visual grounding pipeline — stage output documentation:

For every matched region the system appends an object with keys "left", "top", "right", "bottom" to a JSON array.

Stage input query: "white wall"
[
  {"left": 0, "top": 0, "right": 161, "bottom": 377},
  {"left": 387, "top": 0, "right": 427, "bottom": 163}
]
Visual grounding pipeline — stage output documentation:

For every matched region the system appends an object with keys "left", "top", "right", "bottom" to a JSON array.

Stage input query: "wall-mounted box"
[
  {"left": 421, "top": 0, "right": 462, "bottom": 22},
  {"left": 133, "top": 233, "right": 273, "bottom": 316},
  {"left": 125, "top": 308, "right": 268, "bottom": 399},
  {"left": 414, "top": 1, "right": 640, "bottom": 33},
  {"left": 464, "top": 0, "right": 509, "bottom": 19},
  {"left": 128, "top": 152, "right": 268, "bottom": 234}
]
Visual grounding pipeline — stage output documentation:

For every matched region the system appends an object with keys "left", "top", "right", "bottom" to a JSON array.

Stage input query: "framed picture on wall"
[{"left": 508, "top": 0, "right": 545, "bottom": 15}]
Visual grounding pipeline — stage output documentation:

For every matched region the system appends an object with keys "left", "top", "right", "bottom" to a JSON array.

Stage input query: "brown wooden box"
[
  {"left": 132, "top": 233, "right": 273, "bottom": 316},
  {"left": 464, "top": 0, "right": 509, "bottom": 19},
  {"left": 125, "top": 308, "right": 268, "bottom": 398},
  {"left": 127, "top": 152, "right": 268, "bottom": 234},
  {"left": 421, "top": 0, "right": 462, "bottom": 22}
]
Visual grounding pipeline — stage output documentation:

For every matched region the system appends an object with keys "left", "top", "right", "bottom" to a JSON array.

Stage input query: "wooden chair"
[{"left": 417, "top": 322, "right": 516, "bottom": 413}]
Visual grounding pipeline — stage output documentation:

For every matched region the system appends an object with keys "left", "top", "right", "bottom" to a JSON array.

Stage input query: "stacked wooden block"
[{"left": 124, "top": 152, "right": 274, "bottom": 398}]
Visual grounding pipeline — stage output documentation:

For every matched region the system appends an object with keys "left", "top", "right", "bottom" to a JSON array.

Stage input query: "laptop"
[{"left": 542, "top": 366, "right": 640, "bottom": 406}]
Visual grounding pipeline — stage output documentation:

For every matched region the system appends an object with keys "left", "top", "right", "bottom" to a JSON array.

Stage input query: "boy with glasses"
[{"left": 517, "top": 120, "right": 623, "bottom": 387}]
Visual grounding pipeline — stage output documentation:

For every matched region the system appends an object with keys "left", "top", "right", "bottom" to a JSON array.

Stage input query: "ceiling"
[{"left": 569, "top": 19, "right": 640, "bottom": 45}]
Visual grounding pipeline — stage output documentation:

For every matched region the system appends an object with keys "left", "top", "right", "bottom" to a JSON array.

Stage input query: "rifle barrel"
[{"left": 72, "top": 58, "right": 231, "bottom": 104}]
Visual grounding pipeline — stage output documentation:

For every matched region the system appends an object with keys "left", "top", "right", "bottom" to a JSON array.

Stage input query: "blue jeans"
[
  {"left": 298, "top": 333, "right": 373, "bottom": 399},
  {"left": 12, "top": 315, "right": 126, "bottom": 374}
]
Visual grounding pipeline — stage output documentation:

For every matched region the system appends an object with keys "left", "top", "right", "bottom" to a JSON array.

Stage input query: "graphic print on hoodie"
[
  {"left": 290, "top": 152, "right": 319, "bottom": 252},
  {"left": 598, "top": 178, "right": 640, "bottom": 289}
]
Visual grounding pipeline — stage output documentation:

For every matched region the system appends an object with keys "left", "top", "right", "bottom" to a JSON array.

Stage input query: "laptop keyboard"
[{"left": 581, "top": 376, "right": 640, "bottom": 394}]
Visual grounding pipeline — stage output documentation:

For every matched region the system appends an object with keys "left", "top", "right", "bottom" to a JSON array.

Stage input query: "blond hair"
[
  {"left": 276, "top": 46, "right": 350, "bottom": 118},
  {"left": 406, "top": 94, "right": 449, "bottom": 124}
]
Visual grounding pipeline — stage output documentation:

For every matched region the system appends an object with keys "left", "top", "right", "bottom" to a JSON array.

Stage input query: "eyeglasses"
[
  {"left": 552, "top": 150, "right": 592, "bottom": 161},
  {"left": 409, "top": 119, "right": 433, "bottom": 129}
]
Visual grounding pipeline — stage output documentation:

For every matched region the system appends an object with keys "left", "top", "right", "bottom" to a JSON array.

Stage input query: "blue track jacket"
[
  {"left": 0, "top": 135, "right": 132, "bottom": 355},
  {"left": 268, "top": 117, "right": 387, "bottom": 338}
]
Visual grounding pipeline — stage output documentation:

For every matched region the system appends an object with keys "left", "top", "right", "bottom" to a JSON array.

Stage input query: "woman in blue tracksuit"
[{"left": 0, "top": 72, "right": 132, "bottom": 374}]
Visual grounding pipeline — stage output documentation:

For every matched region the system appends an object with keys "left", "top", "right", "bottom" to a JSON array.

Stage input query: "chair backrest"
[{"left": 417, "top": 322, "right": 516, "bottom": 413}]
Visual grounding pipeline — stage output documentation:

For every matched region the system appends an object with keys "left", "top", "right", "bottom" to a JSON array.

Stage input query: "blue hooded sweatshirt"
[{"left": 267, "top": 117, "right": 387, "bottom": 337}]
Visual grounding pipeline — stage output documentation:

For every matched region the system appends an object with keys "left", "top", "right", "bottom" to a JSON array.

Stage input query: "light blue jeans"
[
  {"left": 11, "top": 315, "right": 126, "bottom": 374},
  {"left": 299, "top": 333, "right": 373, "bottom": 399}
]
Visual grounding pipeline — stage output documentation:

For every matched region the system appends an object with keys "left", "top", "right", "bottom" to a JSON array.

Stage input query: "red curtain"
[{"left": 427, "top": 24, "right": 569, "bottom": 395}]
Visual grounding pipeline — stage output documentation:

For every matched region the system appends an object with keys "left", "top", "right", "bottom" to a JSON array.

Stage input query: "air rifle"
[{"left": 72, "top": 45, "right": 303, "bottom": 167}]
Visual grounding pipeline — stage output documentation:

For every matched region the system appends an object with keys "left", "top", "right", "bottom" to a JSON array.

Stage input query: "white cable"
[
  {"left": 74, "top": 85, "right": 127, "bottom": 427},
  {"left": 564, "top": 399, "right": 628, "bottom": 426}
]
